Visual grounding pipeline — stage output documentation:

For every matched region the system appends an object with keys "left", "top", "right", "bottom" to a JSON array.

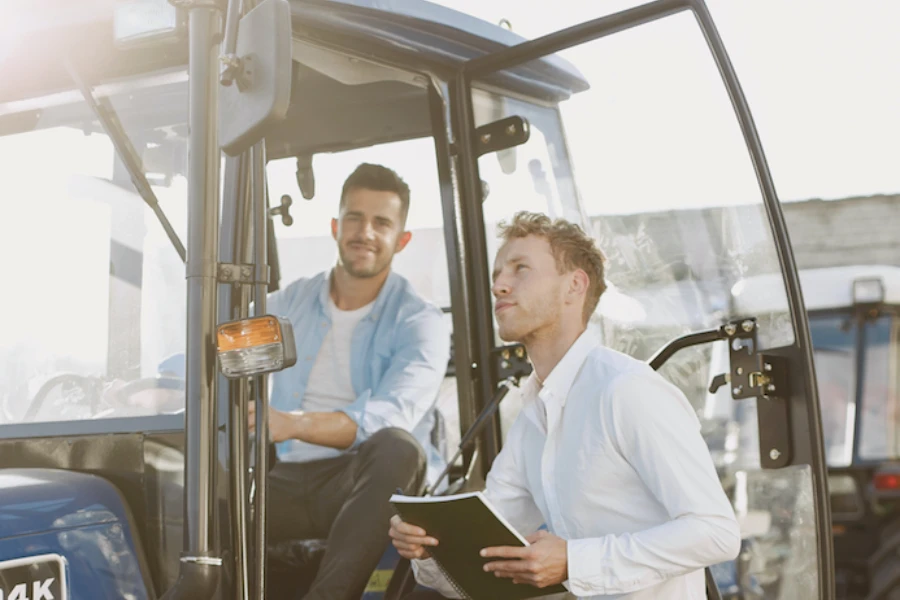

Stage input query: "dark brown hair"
[{"left": 340, "top": 163, "right": 410, "bottom": 224}]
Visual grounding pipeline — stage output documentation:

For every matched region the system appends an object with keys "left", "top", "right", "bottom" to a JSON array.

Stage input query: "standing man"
[
  {"left": 390, "top": 212, "right": 740, "bottom": 599},
  {"left": 257, "top": 163, "right": 450, "bottom": 600}
]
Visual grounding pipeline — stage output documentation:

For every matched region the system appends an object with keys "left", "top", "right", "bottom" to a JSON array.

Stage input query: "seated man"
[
  {"left": 256, "top": 163, "right": 449, "bottom": 600},
  {"left": 390, "top": 212, "right": 740, "bottom": 599},
  {"left": 253, "top": 163, "right": 449, "bottom": 599}
]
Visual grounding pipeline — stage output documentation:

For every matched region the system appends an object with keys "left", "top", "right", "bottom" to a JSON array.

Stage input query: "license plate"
[{"left": 0, "top": 554, "right": 67, "bottom": 600}]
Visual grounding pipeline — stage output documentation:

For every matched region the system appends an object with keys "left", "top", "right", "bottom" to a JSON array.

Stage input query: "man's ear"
[
  {"left": 331, "top": 218, "right": 338, "bottom": 241},
  {"left": 568, "top": 269, "right": 590, "bottom": 304},
  {"left": 395, "top": 230, "right": 412, "bottom": 253}
]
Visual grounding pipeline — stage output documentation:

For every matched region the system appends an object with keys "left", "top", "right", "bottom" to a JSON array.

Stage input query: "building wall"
[{"left": 781, "top": 194, "right": 900, "bottom": 269}]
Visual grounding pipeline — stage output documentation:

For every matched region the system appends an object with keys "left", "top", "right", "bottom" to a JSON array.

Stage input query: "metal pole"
[
  {"left": 160, "top": 3, "right": 222, "bottom": 598},
  {"left": 184, "top": 0, "right": 221, "bottom": 563},
  {"left": 250, "top": 140, "right": 269, "bottom": 600},
  {"left": 221, "top": 153, "right": 251, "bottom": 600}
]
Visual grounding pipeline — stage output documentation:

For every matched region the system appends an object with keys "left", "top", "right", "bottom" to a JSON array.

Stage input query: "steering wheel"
[
  {"left": 22, "top": 373, "right": 104, "bottom": 422},
  {"left": 104, "top": 376, "right": 186, "bottom": 416},
  {"left": 23, "top": 374, "right": 185, "bottom": 422}
]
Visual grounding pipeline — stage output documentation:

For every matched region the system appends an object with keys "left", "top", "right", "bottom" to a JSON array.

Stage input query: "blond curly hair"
[{"left": 496, "top": 211, "right": 607, "bottom": 324}]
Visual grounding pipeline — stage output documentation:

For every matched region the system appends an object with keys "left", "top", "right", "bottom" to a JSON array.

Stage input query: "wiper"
[{"left": 65, "top": 60, "right": 186, "bottom": 263}]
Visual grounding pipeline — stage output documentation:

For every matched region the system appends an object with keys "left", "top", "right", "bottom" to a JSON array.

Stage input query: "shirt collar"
[
  {"left": 538, "top": 329, "right": 600, "bottom": 407},
  {"left": 316, "top": 268, "right": 399, "bottom": 322}
]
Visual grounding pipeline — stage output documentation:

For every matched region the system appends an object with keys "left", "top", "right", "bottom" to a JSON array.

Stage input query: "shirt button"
[
  {"left": 293, "top": 392, "right": 299, "bottom": 398},
  {"left": 305, "top": 356, "right": 312, "bottom": 361},
  {"left": 321, "top": 322, "right": 327, "bottom": 328}
]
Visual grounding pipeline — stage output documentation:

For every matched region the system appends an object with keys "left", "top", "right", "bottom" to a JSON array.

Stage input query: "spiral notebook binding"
[
  {"left": 394, "top": 504, "right": 471, "bottom": 599},
  {"left": 432, "top": 554, "right": 471, "bottom": 600}
]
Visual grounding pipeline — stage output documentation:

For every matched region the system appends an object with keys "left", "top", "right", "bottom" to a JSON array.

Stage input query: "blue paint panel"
[{"left": 0, "top": 469, "right": 152, "bottom": 599}]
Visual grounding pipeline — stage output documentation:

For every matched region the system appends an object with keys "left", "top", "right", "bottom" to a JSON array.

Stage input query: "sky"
[{"left": 432, "top": 0, "right": 900, "bottom": 203}]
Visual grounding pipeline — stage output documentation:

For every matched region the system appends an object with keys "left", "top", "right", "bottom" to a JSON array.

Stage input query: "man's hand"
[
  {"left": 481, "top": 530, "right": 568, "bottom": 588},
  {"left": 248, "top": 402, "right": 299, "bottom": 443},
  {"left": 389, "top": 515, "right": 439, "bottom": 560}
]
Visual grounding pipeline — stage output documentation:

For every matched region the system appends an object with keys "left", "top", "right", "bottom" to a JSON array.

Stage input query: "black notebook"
[{"left": 390, "top": 491, "right": 568, "bottom": 600}]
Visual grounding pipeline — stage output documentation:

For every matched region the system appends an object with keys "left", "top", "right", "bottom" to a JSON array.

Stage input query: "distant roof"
[{"left": 731, "top": 265, "right": 900, "bottom": 313}]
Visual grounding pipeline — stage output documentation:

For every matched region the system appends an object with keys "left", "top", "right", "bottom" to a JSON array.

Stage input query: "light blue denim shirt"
[{"left": 267, "top": 269, "right": 450, "bottom": 484}]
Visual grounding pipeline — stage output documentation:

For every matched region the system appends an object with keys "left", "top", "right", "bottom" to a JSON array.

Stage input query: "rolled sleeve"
[
  {"left": 411, "top": 558, "right": 463, "bottom": 599},
  {"left": 339, "top": 305, "right": 450, "bottom": 447}
]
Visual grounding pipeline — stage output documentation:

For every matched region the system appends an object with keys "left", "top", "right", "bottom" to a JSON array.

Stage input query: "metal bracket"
[
  {"left": 723, "top": 317, "right": 792, "bottom": 468},
  {"left": 220, "top": 53, "right": 247, "bottom": 88},
  {"left": 725, "top": 318, "right": 790, "bottom": 401},
  {"left": 217, "top": 263, "right": 269, "bottom": 285},
  {"left": 491, "top": 344, "right": 532, "bottom": 384}
]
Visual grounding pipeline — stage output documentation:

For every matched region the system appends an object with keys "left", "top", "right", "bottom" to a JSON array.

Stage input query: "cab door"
[{"left": 449, "top": 0, "right": 834, "bottom": 597}]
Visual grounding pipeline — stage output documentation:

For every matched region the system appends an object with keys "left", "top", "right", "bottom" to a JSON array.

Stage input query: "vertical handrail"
[
  {"left": 250, "top": 140, "right": 270, "bottom": 600},
  {"left": 222, "top": 153, "right": 252, "bottom": 600},
  {"left": 183, "top": 0, "right": 222, "bottom": 564},
  {"left": 161, "top": 3, "right": 222, "bottom": 598}
]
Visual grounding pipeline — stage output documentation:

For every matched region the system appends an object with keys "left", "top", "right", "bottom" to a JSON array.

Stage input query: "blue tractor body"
[{"left": 0, "top": 469, "right": 153, "bottom": 599}]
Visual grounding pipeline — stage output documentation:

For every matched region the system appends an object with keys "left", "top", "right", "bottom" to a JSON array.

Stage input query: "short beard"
[
  {"left": 343, "top": 261, "right": 389, "bottom": 279},
  {"left": 338, "top": 248, "right": 391, "bottom": 279}
]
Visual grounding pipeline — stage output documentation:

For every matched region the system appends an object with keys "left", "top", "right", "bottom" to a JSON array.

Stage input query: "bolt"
[
  {"left": 767, "top": 384, "right": 776, "bottom": 393},
  {"left": 764, "top": 363, "right": 773, "bottom": 372},
  {"left": 501, "top": 349, "right": 510, "bottom": 360},
  {"left": 736, "top": 367, "right": 743, "bottom": 375},
  {"left": 471, "top": 362, "right": 478, "bottom": 370},
  {"left": 732, "top": 386, "right": 743, "bottom": 395},
  {"left": 480, "top": 133, "right": 492, "bottom": 145},
  {"left": 506, "top": 124, "right": 517, "bottom": 136},
  {"left": 241, "top": 266, "right": 252, "bottom": 279},
  {"left": 724, "top": 324, "right": 737, "bottom": 336},
  {"left": 515, "top": 347, "right": 525, "bottom": 358},
  {"left": 770, "top": 448, "right": 781, "bottom": 460},
  {"left": 742, "top": 320, "right": 755, "bottom": 332}
]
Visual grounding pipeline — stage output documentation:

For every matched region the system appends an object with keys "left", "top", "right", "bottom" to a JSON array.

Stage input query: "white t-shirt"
[{"left": 279, "top": 297, "right": 373, "bottom": 463}]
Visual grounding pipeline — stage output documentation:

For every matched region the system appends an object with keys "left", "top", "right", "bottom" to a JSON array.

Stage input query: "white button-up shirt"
[{"left": 414, "top": 330, "right": 741, "bottom": 598}]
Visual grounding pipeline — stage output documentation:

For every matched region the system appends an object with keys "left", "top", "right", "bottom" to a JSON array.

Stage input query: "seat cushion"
[{"left": 267, "top": 538, "right": 328, "bottom": 599}]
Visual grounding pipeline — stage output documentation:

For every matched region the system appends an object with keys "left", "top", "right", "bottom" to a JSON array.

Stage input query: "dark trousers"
[{"left": 267, "top": 427, "right": 426, "bottom": 600}]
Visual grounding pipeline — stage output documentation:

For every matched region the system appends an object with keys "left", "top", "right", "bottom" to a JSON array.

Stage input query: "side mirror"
[{"left": 219, "top": 0, "right": 293, "bottom": 156}]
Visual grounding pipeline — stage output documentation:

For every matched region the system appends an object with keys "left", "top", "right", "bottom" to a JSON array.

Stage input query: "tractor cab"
[
  {"left": 708, "top": 265, "right": 900, "bottom": 597},
  {"left": 0, "top": 1, "right": 836, "bottom": 598}
]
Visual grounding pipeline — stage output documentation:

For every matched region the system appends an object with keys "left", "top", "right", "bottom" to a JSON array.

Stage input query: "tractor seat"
[
  {"left": 265, "top": 410, "right": 449, "bottom": 598},
  {"left": 267, "top": 538, "right": 328, "bottom": 599}
]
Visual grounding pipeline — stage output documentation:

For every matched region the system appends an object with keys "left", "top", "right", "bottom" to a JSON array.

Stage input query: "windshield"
[
  {"left": 807, "top": 312, "right": 900, "bottom": 464},
  {"left": 0, "top": 73, "right": 188, "bottom": 424},
  {"left": 858, "top": 314, "right": 900, "bottom": 460},
  {"left": 808, "top": 314, "right": 856, "bottom": 466}
]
